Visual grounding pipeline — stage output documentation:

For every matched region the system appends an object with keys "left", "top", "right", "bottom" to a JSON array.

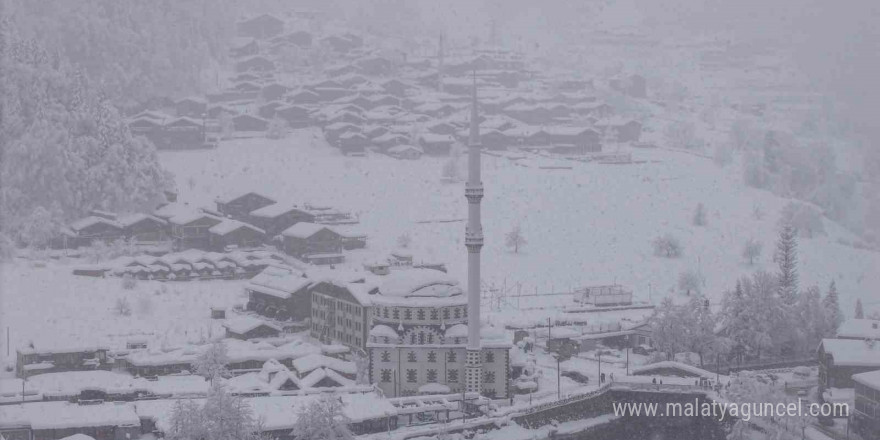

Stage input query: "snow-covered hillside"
[{"left": 160, "top": 129, "right": 880, "bottom": 315}]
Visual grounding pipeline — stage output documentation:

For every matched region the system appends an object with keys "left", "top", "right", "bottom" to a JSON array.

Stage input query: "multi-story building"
[
  {"left": 365, "top": 269, "right": 510, "bottom": 398},
  {"left": 309, "top": 279, "right": 372, "bottom": 352}
]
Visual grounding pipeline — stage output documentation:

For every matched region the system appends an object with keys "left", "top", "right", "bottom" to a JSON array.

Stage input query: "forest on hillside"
[{"left": 0, "top": 0, "right": 244, "bottom": 250}]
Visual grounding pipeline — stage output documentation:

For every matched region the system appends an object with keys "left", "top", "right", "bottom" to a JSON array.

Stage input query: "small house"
[
  {"left": 248, "top": 203, "right": 316, "bottom": 237},
  {"left": 261, "top": 83, "right": 289, "bottom": 102},
  {"left": 246, "top": 266, "right": 313, "bottom": 322},
  {"left": 336, "top": 132, "right": 369, "bottom": 156},
  {"left": 387, "top": 144, "right": 423, "bottom": 160},
  {"left": 223, "top": 316, "right": 282, "bottom": 340},
  {"left": 230, "top": 37, "right": 260, "bottom": 58},
  {"left": 119, "top": 214, "right": 168, "bottom": 242},
  {"left": 287, "top": 89, "right": 321, "bottom": 105},
  {"left": 169, "top": 211, "right": 224, "bottom": 251},
  {"left": 418, "top": 134, "right": 456, "bottom": 155},
  {"left": 236, "top": 14, "right": 284, "bottom": 40},
  {"left": 356, "top": 56, "right": 392, "bottom": 76},
  {"left": 380, "top": 79, "right": 410, "bottom": 98},
  {"left": 164, "top": 117, "right": 205, "bottom": 149},
  {"left": 216, "top": 191, "right": 277, "bottom": 219},
  {"left": 232, "top": 114, "right": 269, "bottom": 133},
  {"left": 281, "top": 222, "right": 343, "bottom": 264},
  {"left": 235, "top": 55, "right": 276, "bottom": 73},
  {"left": 175, "top": 97, "right": 207, "bottom": 118},
  {"left": 818, "top": 339, "right": 880, "bottom": 391},
  {"left": 209, "top": 219, "right": 266, "bottom": 251},
  {"left": 274, "top": 105, "right": 311, "bottom": 128}
]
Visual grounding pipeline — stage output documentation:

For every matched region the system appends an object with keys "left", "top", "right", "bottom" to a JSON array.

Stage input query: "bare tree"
[
  {"left": 114, "top": 297, "right": 132, "bottom": 316},
  {"left": 653, "top": 233, "right": 683, "bottom": 258},
  {"left": 505, "top": 225, "right": 527, "bottom": 253},
  {"left": 291, "top": 395, "right": 353, "bottom": 440},
  {"left": 742, "top": 238, "right": 762, "bottom": 265},
  {"left": 678, "top": 270, "right": 704, "bottom": 296},
  {"left": 397, "top": 233, "right": 411, "bottom": 249},
  {"left": 194, "top": 341, "right": 230, "bottom": 383}
]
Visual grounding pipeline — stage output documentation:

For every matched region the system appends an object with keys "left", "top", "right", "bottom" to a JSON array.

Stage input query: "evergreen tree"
[
  {"left": 721, "top": 279, "right": 750, "bottom": 363},
  {"left": 822, "top": 280, "right": 843, "bottom": 335},
  {"left": 775, "top": 222, "right": 799, "bottom": 305},
  {"left": 291, "top": 395, "right": 353, "bottom": 440},
  {"left": 855, "top": 298, "right": 864, "bottom": 319},
  {"left": 194, "top": 341, "right": 230, "bottom": 383}
]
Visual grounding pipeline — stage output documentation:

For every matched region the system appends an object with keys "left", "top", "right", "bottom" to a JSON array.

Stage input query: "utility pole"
[
  {"left": 548, "top": 317, "right": 552, "bottom": 340},
  {"left": 556, "top": 355, "right": 561, "bottom": 400},
  {"left": 598, "top": 352, "right": 602, "bottom": 383}
]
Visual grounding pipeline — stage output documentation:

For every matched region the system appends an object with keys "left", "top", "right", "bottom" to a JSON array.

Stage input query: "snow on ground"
[
  {"left": 161, "top": 129, "right": 880, "bottom": 317},
  {"left": 0, "top": 261, "right": 247, "bottom": 371}
]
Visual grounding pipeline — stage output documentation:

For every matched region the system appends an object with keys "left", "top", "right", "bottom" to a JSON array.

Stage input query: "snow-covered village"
[{"left": 1, "top": 1, "right": 880, "bottom": 440}]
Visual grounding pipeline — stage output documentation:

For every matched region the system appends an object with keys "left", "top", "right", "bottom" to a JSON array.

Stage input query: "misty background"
[{"left": 2, "top": 0, "right": 879, "bottom": 248}]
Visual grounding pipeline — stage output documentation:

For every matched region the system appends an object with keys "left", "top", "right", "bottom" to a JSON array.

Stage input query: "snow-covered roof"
[
  {"left": 853, "top": 369, "right": 880, "bottom": 390},
  {"left": 444, "top": 324, "right": 468, "bottom": 339},
  {"left": 837, "top": 319, "right": 880, "bottom": 340},
  {"left": 376, "top": 269, "right": 462, "bottom": 298},
  {"left": 250, "top": 203, "right": 303, "bottom": 218},
  {"left": 291, "top": 353, "right": 356, "bottom": 376},
  {"left": 247, "top": 266, "right": 311, "bottom": 299},
  {"left": 370, "top": 324, "right": 400, "bottom": 339},
  {"left": 223, "top": 316, "right": 280, "bottom": 335},
  {"left": 69, "top": 216, "right": 122, "bottom": 232},
  {"left": 0, "top": 401, "right": 140, "bottom": 430},
  {"left": 820, "top": 339, "right": 880, "bottom": 367},
  {"left": 168, "top": 211, "right": 223, "bottom": 226},
  {"left": 216, "top": 191, "right": 276, "bottom": 205},
  {"left": 417, "top": 383, "right": 451, "bottom": 394},
  {"left": 632, "top": 361, "right": 717, "bottom": 379},
  {"left": 418, "top": 133, "right": 456, "bottom": 144},
  {"left": 209, "top": 219, "right": 265, "bottom": 236},
  {"left": 340, "top": 393, "right": 397, "bottom": 422},
  {"left": 387, "top": 144, "right": 423, "bottom": 154},
  {"left": 321, "top": 344, "right": 350, "bottom": 355},
  {"left": 281, "top": 222, "right": 335, "bottom": 239},
  {"left": 117, "top": 213, "right": 166, "bottom": 228}
]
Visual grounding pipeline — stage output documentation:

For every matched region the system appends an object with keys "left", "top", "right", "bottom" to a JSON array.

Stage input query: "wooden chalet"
[
  {"left": 246, "top": 266, "right": 313, "bottom": 322},
  {"left": 208, "top": 219, "right": 266, "bottom": 251},
  {"left": 235, "top": 55, "right": 276, "bottom": 73},
  {"left": 223, "top": 316, "right": 282, "bottom": 340},
  {"left": 60, "top": 215, "right": 124, "bottom": 248},
  {"left": 372, "top": 133, "right": 410, "bottom": 150},
  {"left": 480, "top": 129, "right": 509, "bottom": 150},
  {"left": 323, "top": 123, "right": 360, "bottom": 142},
  {"left": 258, "top": 101, "right": 284, "bottom": 120},
  {"left": 16, "top": 346, "right": 111, "bottom": 378},
  {"left": 164, "top": 117, "right": 205, "bottom": 149},
  {"left": 281, "top": 222, "right": 344, "bottom": 264},
  {"left": 236, "top": 14, "right": 284, "bottom": 40},
  {"left": 216, "top": 191, "right": 277, "bottom": 219},
  {"left": 175, "top": 97, "right": 207, "bottom": 118},
  {"left": 355, "top": 56, "right": 392, "bottom": 76},
  {"left": 287, "top": 89, "right": 321, "bottom": 105},
  {"left": 274, "top": 105, "right": 311, "bottom": 128},
  {"left": 230, "top": 37, "right": 260, "bottom": 58},
  {"left": 596, "top": 117, "right": 642, "bottom": 143},
  {"left": 336, "top": 132, "right": 369, "bottom": 156},
  {"left": 326, "top": 110, "right": 364, "bottom": 126},
  {"left": 321, "top": 34, "right": 361, "bottom": 53},
  {"left": 545, "top": 126, "right": 602, "bottom": 154},
  {"left": 271, "top": 30, "right": 313, "bottom": 48},
  {"left": 248, "top": 203, "right": 316, "bottom": 237},
  {"left": 818, "top": 338, "right": 880, "bottom": 392},
  {"left": 261, "top": 83, "right": 289, "bottom": 102},
  {"left": 232, "top": 114, "right": 269, "bottom": 132},
  {"left": 418, "top": 134, "right": 456, "bottom": 155},
  {"left": 118, "top": 214, "right": 168, "bottom": 242},
  {"left": 387, "top": 144, "right": 423, "bottom": 160},
  {"left": 168, "top": 211, "right": 223, "bottom": 251},
  {"left": 380, "top": 79, "right": 410, "bottom": 98}
]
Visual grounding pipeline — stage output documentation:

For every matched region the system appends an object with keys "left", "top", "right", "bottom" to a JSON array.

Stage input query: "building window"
[
  {"left": 448, "top": 352, "right": 457, "bottom": 363},
  {"left": 448, "top": 369, "right": 459, "bottom": 382},
  {"left": 407, "top": 351, "right": 417, "bottom": 363},
  {"left": 427, "top": 333, "right": 434, "bottom": 344},
  {"left": 410, "top": 333, "right": 417, "bottom": 344},
  {"left": 484, "top": 372, "right": 496, "bottom": 383},
  {"left": 454, "top": 308, "right": 461, "bottom": 319},
  {"left": 431, "top": 310, "right": 439, "bottom": 320},
  {"left": 404, "top": 309, "right": 412, "bottom": 320},
  {"left": 443, "top": 309, "right": 450, "bottom": 320},
  {"left": 417, "top": 309, "right": 425, "bottom": 320},
  {"left": 427, "top": 369, "right": 438, "bottom": 382},
  {"left": 427, "top": 351, "right": 437, "bottom": 363},
  {"left": 418, "top": 332, "right": 425, "bottom": 345},
  {"left": 381, "top": 369, "right": 392, "bottom": 382},
  {"left": 485, "top": 352, "right": 495, "bottom": 363},
  {"left": 383, "top": 308, "right": 389, "bottom": 319},
  {"left": 392, "top": 309, "right": 399, "bottom": 320},
  {"left": 406, "top": 369, "right": 417, "bottom": 383}
]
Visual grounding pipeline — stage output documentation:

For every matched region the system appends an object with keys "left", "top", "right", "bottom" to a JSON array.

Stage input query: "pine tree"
[
  {"left": 823, "top": 280, "right": 843, "bottom": 335},
  {"left": 855, "top": 298, "right": 864, "bottom": 319},
  {"left": 775, "top": 222, "right": 799, "bottom": 305}
]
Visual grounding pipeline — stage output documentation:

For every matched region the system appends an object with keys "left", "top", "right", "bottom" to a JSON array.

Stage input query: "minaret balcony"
[{"left": 464, "top": 182, "right": 484, "bottom": 201}]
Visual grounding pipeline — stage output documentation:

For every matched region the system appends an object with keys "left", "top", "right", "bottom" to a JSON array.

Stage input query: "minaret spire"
[{"left": 464, "top": 69, "right": 484, "bottom": 396}]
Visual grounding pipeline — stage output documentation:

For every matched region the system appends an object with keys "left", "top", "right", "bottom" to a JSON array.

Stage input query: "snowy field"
[
  {"left": 161, "top": 128, "right": 880, "bottom": 316},
  {"left": 2, "top": 127, "right": 878, "bottom": 372}
]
